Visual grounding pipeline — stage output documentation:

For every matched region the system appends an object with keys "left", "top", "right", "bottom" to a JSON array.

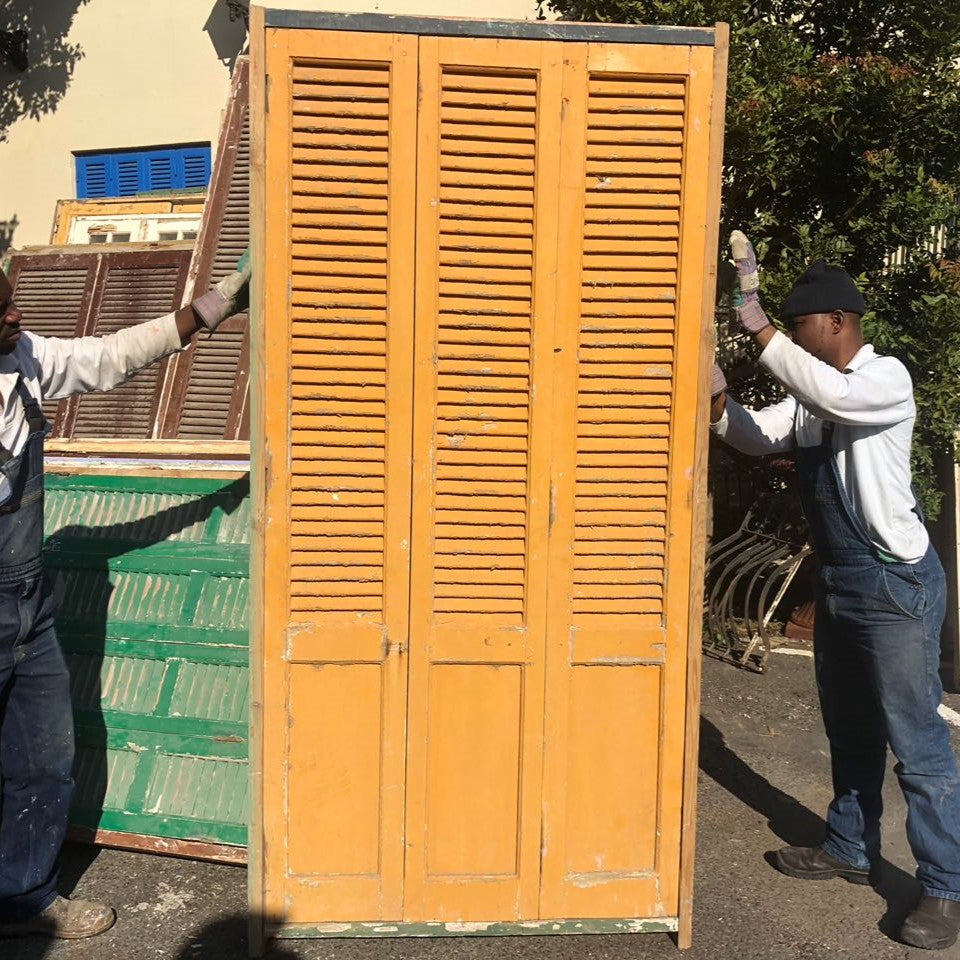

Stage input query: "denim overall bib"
[
  {"left": 796, "top": 419, "right": 960, "bottom": 900},
  {"left": 0, "top": 376, "right": 75, "bottom": 922}
]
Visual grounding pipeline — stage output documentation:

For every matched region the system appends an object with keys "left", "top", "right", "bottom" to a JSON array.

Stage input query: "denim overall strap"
[
  {"left": 794, "top": 420, "right": 877, "bottom": 564},
  {"left": 0, "top": 375, "right": 48, "bottom": 580}
]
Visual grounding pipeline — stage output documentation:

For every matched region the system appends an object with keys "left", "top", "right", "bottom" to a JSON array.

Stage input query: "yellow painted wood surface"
[
  {"left": 254, "top": 18, "right": 726, "bottom": 932},
  {"left": 260, "top": 27, "right": 417, "bottom": 924}
]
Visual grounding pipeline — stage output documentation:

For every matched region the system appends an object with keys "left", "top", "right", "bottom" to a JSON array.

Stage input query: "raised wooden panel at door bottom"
[
  {"left": 403, "top": 37, "right": 562, "bottom": 922},
  {"left": 260, "top": 28, "right": 417, "bottom": 923},
  {"left": 539, "top": 42, "right": 713, "bottom": 920}
]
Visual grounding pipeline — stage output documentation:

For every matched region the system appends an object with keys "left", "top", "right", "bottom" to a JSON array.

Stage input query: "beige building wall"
[
  {"left": 0, "top": 0, "right": 246, "bottom": 247},
  {"left": 1, "top": 0, "right": 543, "bottom": 249}
]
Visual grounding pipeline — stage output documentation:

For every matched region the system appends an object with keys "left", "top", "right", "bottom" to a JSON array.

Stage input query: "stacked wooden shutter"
[
  {"left": 5, "top": 246, "right": 192, "bottom": 437},
  {"left": 158, "top": 58, "right": 251, "bottom": 440},
  {"left": 255, "top": 15, "right": 724, "bottom": 935},
  {"left": 8, "top": 57, "right": 252, "bottom": 443}
]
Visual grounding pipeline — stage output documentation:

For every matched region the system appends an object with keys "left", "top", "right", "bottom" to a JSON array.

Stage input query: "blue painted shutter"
[
  {"left": 182, "top": 149, "right": 211, "bottom": 189},
  {"left": 148, "top": 152, "right": 174, "bottom": 190},
  {"left": 76, "top": 157, "right": 109, "bottom": 198},
  {"left": 76, "top": 146, "right": 212, "bottom": 198},
  {"left": 116, "top": 157, "right": 141, "bottom": 196}
]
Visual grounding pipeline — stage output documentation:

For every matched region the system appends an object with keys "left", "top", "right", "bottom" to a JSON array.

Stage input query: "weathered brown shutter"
[
  {"left": 7, "top": 246, "right": 191, "bottom": 438},
  {"left": 6, "top": 252, "right": 99, "bottom": 429},
  {"left": 62, "top": 248, "right": 193, "bottom": 439},
  {"left": 158, "top": 58, "right": 251, "bottom": 440}
]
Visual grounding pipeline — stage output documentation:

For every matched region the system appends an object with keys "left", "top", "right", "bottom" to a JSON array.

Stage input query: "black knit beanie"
[{"left": 779, "top": 260, "right": 866, "bottom": 320}]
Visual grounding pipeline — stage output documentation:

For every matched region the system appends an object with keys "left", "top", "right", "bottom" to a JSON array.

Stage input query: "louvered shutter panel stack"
[
  {"left": 4, "top": 254, "right": 98, "bottom": 427},
  {"left": 6, "top": 247, "right": 191, "bottom": 437},
  {"left": 255, "top": 13, "right": 726, "bottom": 938},
  {"left": 160, "top": 58, "right": 251, "bottom": 440},
  {"left": 67, "top": 252, "right": 192, "bottom": 438}
]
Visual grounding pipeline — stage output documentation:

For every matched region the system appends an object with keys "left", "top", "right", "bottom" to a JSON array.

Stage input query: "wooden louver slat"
[
  {"left": 288, "top": 58, "right": 393, "bottom": 617},
  {"left": 572, "top": 74, "right": 686, "bottom": 621}
]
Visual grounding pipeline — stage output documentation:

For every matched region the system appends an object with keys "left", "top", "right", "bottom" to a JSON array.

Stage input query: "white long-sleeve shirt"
[
  {"left": 0, "top": 312, "right": 183, "bottom": 496},
  {"left": 712, "top": 330, "right": 927, "bottom": 562}
]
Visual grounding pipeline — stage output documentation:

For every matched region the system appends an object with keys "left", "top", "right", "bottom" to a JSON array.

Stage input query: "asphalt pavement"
[{"left": 8, "top": 646, "right": 960, "bottom": 960}]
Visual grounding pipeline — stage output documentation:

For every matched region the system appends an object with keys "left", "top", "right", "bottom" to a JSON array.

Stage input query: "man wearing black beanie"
[{"left": 710, "top": 233, "right": 960, "bottom": 951}]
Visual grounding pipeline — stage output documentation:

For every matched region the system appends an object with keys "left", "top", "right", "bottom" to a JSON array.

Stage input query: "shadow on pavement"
[
  {"left": 698, "top": 715, "right": 921, "bottom": 940},
  {"left": 3, "top": 912, "right": 300, "bottom": 960},
  {"left": 171, "top": 913, "right": 302, "bottom": 959}
]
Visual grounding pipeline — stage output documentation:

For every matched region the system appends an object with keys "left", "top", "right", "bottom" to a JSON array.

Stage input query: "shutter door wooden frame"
[
  {"left": 250, "top": 11, "right": 727, "bottom": 948},
  {"left": 6, "top": 245, "right": 192, "bottom": 440},
  {"left": 255, "top": 23, "right": 419, "bottom": 925},
  {"left": 539, "top": 40, "right": 719, "bottom": 923},
  {"left": 404, "top": 35, "right": 563, "bottom": 923},
  {"left": 157, "top": 58, "right": 252, "bottom": 441}
]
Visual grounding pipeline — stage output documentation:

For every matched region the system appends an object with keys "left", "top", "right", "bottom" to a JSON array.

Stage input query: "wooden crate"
[{"left": 249, "top": 9, "right": 728, "bottom": 948}]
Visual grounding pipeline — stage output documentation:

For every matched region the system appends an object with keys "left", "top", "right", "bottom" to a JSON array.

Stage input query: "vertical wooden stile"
[
  {"left": 258, "top": 25, "right": 418, "bottom": 925},
  {"left": 248, "top": 6, "right": 267, "bottom": 955},
  {"left": 405, "top": 35, "right": 563, "bottom": 922},
  {"left": 677, "top": 22, "right": 729, "bottom": 949}
]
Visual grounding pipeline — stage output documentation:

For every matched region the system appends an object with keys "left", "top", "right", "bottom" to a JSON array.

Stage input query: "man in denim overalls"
[
  {"left": 0, "top": 261, "right": 248, "bottom": 940},
  {"left": 711, "top": 233, "right": 960, "bottom": 950}
]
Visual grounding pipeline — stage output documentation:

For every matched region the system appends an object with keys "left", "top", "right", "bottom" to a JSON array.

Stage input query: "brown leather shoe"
[
  {"left": 900, "top": 896, "right": 960, "bottom": 950},
  {"left": 774, "top": 845, "right": 872, "bottom": 885},
  {"left": 0, "top": 896, "right": 116, "bottom": 939}
]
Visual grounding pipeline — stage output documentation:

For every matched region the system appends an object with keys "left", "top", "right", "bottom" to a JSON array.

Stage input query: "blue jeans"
[
  {"left": 0, "top": 571, "right": 74, "bottom": 922},
  {"left": 815, "top": 548, "right": 960, "bottom": 900}
]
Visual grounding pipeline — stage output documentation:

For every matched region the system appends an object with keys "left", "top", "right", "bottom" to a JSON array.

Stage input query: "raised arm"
[{"left": 27, "top": 256, "right": 250, "bottom": 401}]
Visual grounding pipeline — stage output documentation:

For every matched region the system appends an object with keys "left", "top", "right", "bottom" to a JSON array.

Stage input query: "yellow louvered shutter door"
[
  {"left": 539, "top": 43, "right": 716, "bottom": 919},
  {"left": 259, "top": 29, "right": 417, "bottom": 923},
  {"left": 404, "top": 37, "right": 562, "bottom": 921}
]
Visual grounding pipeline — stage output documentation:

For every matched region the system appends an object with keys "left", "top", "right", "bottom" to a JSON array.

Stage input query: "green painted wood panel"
[{"left": 43, "top": 473, "right": 250, "bottom": 848}]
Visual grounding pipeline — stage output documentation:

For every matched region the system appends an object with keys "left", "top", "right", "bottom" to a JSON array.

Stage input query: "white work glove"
[
  {"left": 729, "top": 230, "right": 772, "bottom": 334},
  {"left": 710, "top": 363, "right": 727, "bottom": 398},
  {"left": 191, "top": 252, "right": 251, "bottom": 332}
]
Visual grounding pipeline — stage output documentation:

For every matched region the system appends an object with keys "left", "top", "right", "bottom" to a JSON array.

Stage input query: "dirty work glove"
[
  {"left": 729, "top": 230, "right": 772, "bottom": 334},
  {"left": 710, "top": 363, "right": 727, "bottom": 398},
  {"left": 191, "top": 250, "right": 251, "bottom": 332}
]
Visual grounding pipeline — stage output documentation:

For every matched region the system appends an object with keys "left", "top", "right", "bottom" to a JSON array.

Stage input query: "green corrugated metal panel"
[{"left": 44, "top": 473, "right": 250, "bottom": 849}]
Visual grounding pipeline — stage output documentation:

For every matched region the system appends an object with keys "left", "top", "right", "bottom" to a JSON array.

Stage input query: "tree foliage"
[{"left": 547, "top": 0, "right": 960, "bottom": 516}]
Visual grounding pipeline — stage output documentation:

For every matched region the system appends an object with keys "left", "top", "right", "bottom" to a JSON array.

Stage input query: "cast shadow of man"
[
  {"left": 46, "top": 475, "right": 250, "bottom": 903},
  {"left": 699, "top": 714, "right": 921, "bottom": 940},
  {"left": 170, "top": 913, "right": 303, "bottom": 959}
]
